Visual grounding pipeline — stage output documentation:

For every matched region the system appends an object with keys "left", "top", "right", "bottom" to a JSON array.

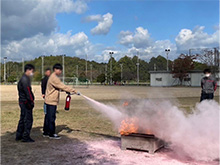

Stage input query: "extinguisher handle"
[{"left": 66, "top": 92, "right": 81, "bottom": 95}]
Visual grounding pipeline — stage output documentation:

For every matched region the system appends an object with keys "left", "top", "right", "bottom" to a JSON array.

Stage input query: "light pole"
[
  {"left": 62, "top": 54, "right": 66, "bottom": 83},
  {"left": 4, "top": 57, "right": 7, "bottom": 82},
  {"left": 109, "top": 52, "right": 114, "bottom": 85},
  {"left": 136, "top": 52, "right": 140, "bottom": 85},
  {"left": 188, "top": 48, "right": 195, "bottom": 56},
  {"left": 90, "top": 64, "right": 93, "bottom": 84},
  {"left": 76, "top": 65, "right": 79, "bottom": 78},
  {"left": 41, "top": 55, "right": 45, "bottom": 78},
  {"left": 165, "top": 49, "right": 170, "bottom": 71},
  {"left": 120, "top": 63, "right": 123, "bottom": 83},
  {"left": 105, "top": 64, "right": 107, "bottom": 84}
]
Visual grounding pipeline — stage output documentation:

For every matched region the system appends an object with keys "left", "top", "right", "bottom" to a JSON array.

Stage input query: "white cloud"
[
  {"left": 118, "top": 25, "right": 219, "bottom": 61},
  {"left": 175, "top": 26, "right": 219, "bottom": 51},
  {"left": 1, "top": 0, "right": 88, "bottom": 42},
  {"left": 2, "top": 31, "right": 92, "bottom": 61},
  {"left": 83, "top": 14, "right": 103, "bottom": 22},
  {"left": 119, "top": 27, "right": 152, "bottom": 48},
  {"left": 118, "top": 27, "right": 176, "bottom": 60},
  {"left": 84, "top": 13, "right": 113, "bottom": 35}
]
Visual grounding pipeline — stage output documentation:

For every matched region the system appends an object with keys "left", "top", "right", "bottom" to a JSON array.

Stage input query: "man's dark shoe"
[
  {"left": 15, "top": 137, "right": 22, "bottom": 141},
  {"left": 49, "top": 134, "right": 61, "bottom": 140},
  {"left": 21, "top": 138, "right": 35, "bottom": 142},
  {"left": 43, "top": 133, "right": 49, "bottom": 137}
]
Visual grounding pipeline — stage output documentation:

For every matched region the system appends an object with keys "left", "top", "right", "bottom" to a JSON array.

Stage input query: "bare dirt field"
[{"left": 1, "top": 85, "right": 219, "bottom": 165}]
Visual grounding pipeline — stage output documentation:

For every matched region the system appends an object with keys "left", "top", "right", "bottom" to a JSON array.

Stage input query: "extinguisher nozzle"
[{"left": 76, "top": 92, "right": 81, "bottom": 96}]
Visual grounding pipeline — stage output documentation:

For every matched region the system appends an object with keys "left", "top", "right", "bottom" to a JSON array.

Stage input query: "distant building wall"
[
  {"left": 150, "top": 71, "right": 175, "bottom": 86},
  {"left": 149, "top": 71, "right": 220, "bottom": 87}
]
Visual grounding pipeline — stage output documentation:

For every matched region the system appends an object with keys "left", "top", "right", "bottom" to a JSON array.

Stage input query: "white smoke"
[{"left": 82, "top": 95, "right": 219, "bottom": 161}]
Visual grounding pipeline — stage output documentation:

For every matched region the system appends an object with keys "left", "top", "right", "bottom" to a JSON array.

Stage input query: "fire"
[
  {"left": 119, "top": 117, "right": 139, "bottom": 135},
  {"left": 119, "top": 117, "right": 153, "bottom": 135}
]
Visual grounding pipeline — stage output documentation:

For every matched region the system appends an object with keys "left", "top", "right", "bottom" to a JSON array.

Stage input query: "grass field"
[{"left": 1, "top": 85, "right": 219, "bottom": 165}]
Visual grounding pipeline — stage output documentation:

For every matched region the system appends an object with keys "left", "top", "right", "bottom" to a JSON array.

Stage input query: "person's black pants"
[
  {"left": 16, "top": 103, "right": 33, "bottom": 140},
  {"left": 44, "top": 104, "right": 57, "bottom": 136},
  {"left": 200, "top": 92, "right": 214, "bottom": 102},
  {"left": 43, "top": 103, "right": 49, "bottom": 134}
]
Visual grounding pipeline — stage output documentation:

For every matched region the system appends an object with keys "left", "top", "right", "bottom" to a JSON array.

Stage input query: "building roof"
[{"left": 149, "top": 70, "right": 204, "bottom": 74}]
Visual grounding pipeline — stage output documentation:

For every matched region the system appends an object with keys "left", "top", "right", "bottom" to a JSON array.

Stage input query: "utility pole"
[
  {"left": 85, "top": 54, "right": 88, "bottom": 78},
  {"left": 4, "top": 57, "right": 7, "bottom": 82},
  {"left": 136, "top": 52, "right": 140, "bottom": 85},
  {"left": 109, "top": 52, "right": 114, "bottom": 85},
  {"left": 90, "top": 64, "right": 93, "bottom": 84},
  {"left": 105, "top": 64, "right": 107, "bottom": 84},
  {"left": 120, "top": 63, "right": 123, "bottom": 83},
  {"left": 165, "top": 49, "right": 170, "bottom": 71},
  {"left": 189, "top": 48, "right": 194, "bottom": 56},
  {"left": 76, "top": 65, "right": 79, "bottom": 78},
  {"left": 62, "top": 54, "right": 65, "bottom": 83},
  {"left": 154, "top": 63, "right": 156, "bottom": 71},
  {"left": 41, "top": 55, "right": 45, "bottom": 78}
]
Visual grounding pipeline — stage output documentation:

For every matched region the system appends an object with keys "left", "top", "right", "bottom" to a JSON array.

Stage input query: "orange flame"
[
  {"left": 119, "top": 117, "right": 153, "bottom": 135},
  {"left": 119, "top": 117, "right": 139, "bottom": 135}
]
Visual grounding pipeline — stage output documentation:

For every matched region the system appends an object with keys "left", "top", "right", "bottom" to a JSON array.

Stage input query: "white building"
[{"left": 149, "top": 71, "right": 220, "bottom": 87}]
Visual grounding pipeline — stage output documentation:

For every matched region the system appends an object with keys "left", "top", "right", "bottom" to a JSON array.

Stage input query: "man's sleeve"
[
  {"left": 22, "top": 77, "right": 34, "bottom": 103},
  {"left": 214, "top": 79, "right": 217, "bottom": 91},
  {"left": 41, "top": 78, "right": 46, "bottom": 95},
  {"left": 41, "top": 78, "right": 44, "bottom": 95},
  {"left": 201, "top": 79, "right": 203, "bottom": 89},
  {"left": 51, "top": 76, "right": 75, "bottom": 93}
]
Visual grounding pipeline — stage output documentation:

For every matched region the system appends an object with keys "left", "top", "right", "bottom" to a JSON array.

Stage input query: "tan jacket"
[{"left": 45, "top": 72, "right": 74, "bottom": 105}]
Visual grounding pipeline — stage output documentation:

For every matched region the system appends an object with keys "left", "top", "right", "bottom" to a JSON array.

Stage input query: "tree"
[
  {"left": 113, "top": 72, "right": 121, "bottom": 82},
  {"left": 33, "top": 71, "right": 42, "bottom": 81},
  {"left": 79, "top": 72, "right": 87, "bottom": 82},
  {"left": 149, "top": 55, "right": 168, "bottom": 71},
  {"left": 7, "top": 76, "right": 17, "bottom": 83},
  {"left": 97, "top": 73, "right": 105, "bottom": 84},
  {"left": 172, "top": 54, "right": 195, "bottom": 85}
]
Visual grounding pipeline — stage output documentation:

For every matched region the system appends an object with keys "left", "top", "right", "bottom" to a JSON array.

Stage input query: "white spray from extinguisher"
[{"left": 81, "top": 94, "right": 123, "bottom": 127}]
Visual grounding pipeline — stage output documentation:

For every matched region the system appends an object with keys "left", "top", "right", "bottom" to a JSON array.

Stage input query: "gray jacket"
[{"left": 201, "top": 76, "right": 217, "bottom": 94}]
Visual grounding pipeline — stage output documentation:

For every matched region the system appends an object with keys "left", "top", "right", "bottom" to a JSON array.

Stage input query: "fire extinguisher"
[{"left": 65, "top": 93, "right": 71, "bottom": 111}]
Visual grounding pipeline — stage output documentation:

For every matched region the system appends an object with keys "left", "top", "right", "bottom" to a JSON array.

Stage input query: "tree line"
[{"left": 0, "top": 53, "right": 215, "bottom": 84}]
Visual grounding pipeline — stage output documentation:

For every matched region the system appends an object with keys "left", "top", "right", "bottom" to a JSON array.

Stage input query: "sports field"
[{"left": 1, "top": 85, "right": 219, "bottom": 165}]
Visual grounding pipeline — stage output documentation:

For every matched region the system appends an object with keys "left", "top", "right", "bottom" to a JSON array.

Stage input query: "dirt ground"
[{"left": 1, "top": 85, "right": 219, "bottom": 165}]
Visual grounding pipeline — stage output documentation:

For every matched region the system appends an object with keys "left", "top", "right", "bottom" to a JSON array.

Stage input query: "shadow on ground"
[{"left": 1, "top": 125, "right": 120, "bottom": 165}]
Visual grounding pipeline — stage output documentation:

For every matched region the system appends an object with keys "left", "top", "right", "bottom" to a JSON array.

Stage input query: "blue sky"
[
  {"left": 56, "top": 0, "right": 219, "bottom": 45},
  {"left": 2, "top": 0, "right": 219, "bottom": 62}
]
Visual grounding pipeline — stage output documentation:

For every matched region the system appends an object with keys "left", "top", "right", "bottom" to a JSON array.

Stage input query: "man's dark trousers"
[
  {"left": 200, "top": 92, "right": 214, "bottom": 102},
  {"left": 45, "top": 104, "right": 57, "bottom": 136},
  {"left": 43, "top": 103, "right": 49, "bottom": 134},
  {"left": 16, "top": 103, "right": 33, "bottom": 140}
]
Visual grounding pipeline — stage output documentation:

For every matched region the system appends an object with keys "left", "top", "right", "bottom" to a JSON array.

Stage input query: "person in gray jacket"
[{"left": 200, "top": 69, "right": 217, "bottom": 102}]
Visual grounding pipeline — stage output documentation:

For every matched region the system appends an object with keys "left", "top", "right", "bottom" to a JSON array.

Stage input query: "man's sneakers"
[
  {"left": 49, "top": 134, "right": 61, "bottom": 140},
  {"left": 16, "top": 136, "right": 35, "bottom": 142},
  {"left": 21, "top": 137, "right": 35, "bottom": 143},
  {"left": 43, "top": 133, "right": 61, "bottom": 139},
  {"left": 15, "top": 136, "right": 22, "bottom": 141},
  {"left": 43, "top": 133, "right": 49, "bottom": 137}
]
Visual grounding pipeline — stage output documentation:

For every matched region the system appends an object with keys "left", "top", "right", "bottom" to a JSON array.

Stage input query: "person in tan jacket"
[{"left": 43, "top": 63, "right": 77, "bottom": 139}]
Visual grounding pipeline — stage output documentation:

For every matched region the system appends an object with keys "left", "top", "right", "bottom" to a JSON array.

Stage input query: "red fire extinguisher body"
[{"left": 65, "top": 94, "right": 71, "bottom": 111}]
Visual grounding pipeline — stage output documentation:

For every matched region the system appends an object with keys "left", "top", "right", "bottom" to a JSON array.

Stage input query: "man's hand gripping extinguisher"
[{"left": 65, "top": 92, "right": 80, "bottom": 111}]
